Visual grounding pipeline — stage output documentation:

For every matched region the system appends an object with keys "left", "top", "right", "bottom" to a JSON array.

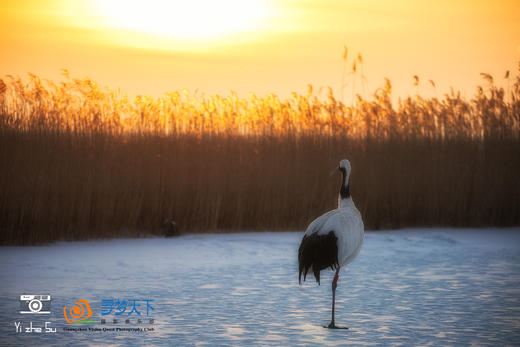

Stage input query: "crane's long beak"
[{"left": 330, "top": 168, "right": 338, "bottom": 176}]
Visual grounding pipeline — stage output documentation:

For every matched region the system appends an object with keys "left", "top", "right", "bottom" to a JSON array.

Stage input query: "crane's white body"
[{"left": 304, "top": 200, "right": 364, "bottom": 268}]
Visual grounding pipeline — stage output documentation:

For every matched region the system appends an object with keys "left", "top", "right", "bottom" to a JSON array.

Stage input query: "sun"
[{"left": 89, "top": 0, "right": 274, "bottom": 42}]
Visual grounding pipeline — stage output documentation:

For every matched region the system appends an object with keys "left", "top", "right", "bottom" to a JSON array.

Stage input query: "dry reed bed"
[{"left": 0, "top": 69, "right": 519, "bottom": 244}]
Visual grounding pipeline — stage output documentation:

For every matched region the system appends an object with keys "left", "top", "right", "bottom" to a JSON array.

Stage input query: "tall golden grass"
[{"left": 1, "top": 66, "right": 519, "bottom": 244}]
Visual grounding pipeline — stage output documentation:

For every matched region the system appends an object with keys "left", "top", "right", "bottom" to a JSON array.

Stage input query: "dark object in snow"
[{"left": 162, "top": 219, "right": 180, "bottom": 237}]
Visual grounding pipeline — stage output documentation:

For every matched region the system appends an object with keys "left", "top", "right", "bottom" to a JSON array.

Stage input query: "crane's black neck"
[{"left": 339, "top": 167, "right": 350, "bottom": 199}]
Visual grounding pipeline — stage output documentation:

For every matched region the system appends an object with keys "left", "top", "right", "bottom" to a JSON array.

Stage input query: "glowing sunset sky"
[{"left": 1, "top": 0, "right": 519, "bottom": 100}]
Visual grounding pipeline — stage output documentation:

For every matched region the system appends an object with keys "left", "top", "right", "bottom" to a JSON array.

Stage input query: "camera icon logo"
[{"left": 20, "top": 294, "right": 51, "bottom": 314}]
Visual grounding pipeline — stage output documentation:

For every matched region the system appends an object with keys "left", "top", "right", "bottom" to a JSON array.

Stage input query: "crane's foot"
[{"left": 324, "top": 322, "right": 349, "bottom": 329}]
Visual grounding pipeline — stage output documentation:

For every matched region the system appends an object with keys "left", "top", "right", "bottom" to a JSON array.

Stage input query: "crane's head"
[
  {"left": 331, "top": 159, "right": 351, "bottom": 176},
  {"left": 338, "top": 159, "right": 351, "bottom": 174}
]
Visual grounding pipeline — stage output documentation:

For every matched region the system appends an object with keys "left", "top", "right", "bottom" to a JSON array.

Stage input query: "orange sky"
[{"left": 1, "top": 0, "right": 519, "bottom": 101}]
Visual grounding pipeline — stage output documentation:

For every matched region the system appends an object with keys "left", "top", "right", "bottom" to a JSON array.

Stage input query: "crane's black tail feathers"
[{"left": 298, "top": 231, "right": 339, "bottom": 285}]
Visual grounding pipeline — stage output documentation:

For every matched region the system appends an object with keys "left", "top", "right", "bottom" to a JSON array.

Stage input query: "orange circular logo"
[{"left": 63, "top": 299, "right": 93, "bottom": 323}]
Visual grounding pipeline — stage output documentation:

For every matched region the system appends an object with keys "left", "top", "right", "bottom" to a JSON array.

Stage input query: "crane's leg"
[{"left": 325, "top": 268, "right": 348, "bottom": 329}]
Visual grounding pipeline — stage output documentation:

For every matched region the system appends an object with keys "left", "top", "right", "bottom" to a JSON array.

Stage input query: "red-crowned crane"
[{"left": 298, "top": 159, "right": 364, "bottom": 329}]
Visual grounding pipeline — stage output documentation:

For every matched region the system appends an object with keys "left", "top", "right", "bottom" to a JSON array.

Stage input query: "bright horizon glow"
[
  {"left": 91, "top": 0, "right": 274, "bottom": 41},
  {"left": 1, "top": 0, "right": 519, "bottom": 100},
  {"left": 68, "top": 0, "right": 281, "bottom": 52}
]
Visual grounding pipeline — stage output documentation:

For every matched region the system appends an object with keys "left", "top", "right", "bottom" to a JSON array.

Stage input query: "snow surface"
[{"left": 1, "top": 228, "right": 520, "bottom": 346}]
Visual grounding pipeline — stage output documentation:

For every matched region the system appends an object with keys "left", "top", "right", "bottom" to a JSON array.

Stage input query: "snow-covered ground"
[{"left": 1, "top": 229, "right": 520, "bottom": 346}]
